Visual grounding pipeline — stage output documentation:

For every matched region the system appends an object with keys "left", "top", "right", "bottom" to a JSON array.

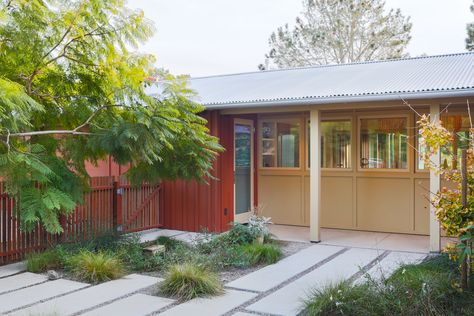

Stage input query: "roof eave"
[{"left": 203, "top": 89, "right": 474, "bottom": 110}]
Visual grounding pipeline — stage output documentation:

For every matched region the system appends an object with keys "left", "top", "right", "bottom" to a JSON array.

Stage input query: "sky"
[{"left": 129, "top": 0, "right": 473, "bottom": 77}]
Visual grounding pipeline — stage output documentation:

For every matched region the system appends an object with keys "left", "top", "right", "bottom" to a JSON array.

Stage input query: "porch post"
[
  {"left": 429, "top": 104, "right": 441, "bottom": 252},
  {"left": 310, "top": 109, "right": 321, "bottom": 242}
]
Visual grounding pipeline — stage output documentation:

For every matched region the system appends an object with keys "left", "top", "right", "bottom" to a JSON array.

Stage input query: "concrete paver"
[
  {"left": 12, "top": 274, "right": 159, "bottom": 316},
  {"left": 247, "top": 248, "right": 382, "bottom": 316},
  {"left": 160, "top": 289, "right": 257, "bottom": 316},
  {"left": 0, "top": 262, "right": 26, "bottom": 278},
  {"left": 227, "top": 245, "right": 343, "bottom": 292},
  {"left": 137, "top": 229, "right": 186, "bottom": 243},
  {"left": 0, "top": 272, "right": 48, "bottom": 294},
  {"left": 0, "top": 279, "right": 89, "bottom": 313},
  {"left": 81, "top": 293, "right": 174, "bottom": 316}
]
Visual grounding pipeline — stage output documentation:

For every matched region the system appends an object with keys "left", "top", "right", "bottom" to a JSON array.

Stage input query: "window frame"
[
  {"left": 306, "top": 116, "right": 354, "bottom": 171},
  {"left": 258, "top": 117, "right": 303, "bottom": 170},
  {"left": 416, "top": 109, "right": 474, "bottom": 172},
  {"left": 357, "top": 114, "right": 411, "bottom": 173}
]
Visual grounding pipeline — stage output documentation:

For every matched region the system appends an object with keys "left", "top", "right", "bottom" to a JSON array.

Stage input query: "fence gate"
[{"left": 116, "top": 177, "right": 162, "bottom": 233}]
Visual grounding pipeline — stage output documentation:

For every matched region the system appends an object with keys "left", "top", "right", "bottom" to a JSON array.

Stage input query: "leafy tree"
[
  {"left": 260, "top": 0, "right": 412, "bottom": 69},
  {"left": 417, "top": 108, "right": 473, "bottom": 289},
  {"left": 0, "top": 0, "right": 222, "bottom": 233},
  {"left": 467, "top": 1, "right": 474, "bottom": 51}
]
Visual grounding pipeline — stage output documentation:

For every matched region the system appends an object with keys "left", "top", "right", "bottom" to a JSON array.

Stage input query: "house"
[
  {"left": 5, "top": 54, "right": 469, "bottom": 262},
  {"left": 144, "top": 53, "right": 474, "bottom": 252}
]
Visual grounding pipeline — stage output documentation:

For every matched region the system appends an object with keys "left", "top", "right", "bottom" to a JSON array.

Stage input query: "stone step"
[
  {"left": 356, "top": 251, "right": 426, "bottom": 284},
  {"left": 0, "top": 262, "right": 26, "bottom": 278},
  {"left": 0, "top": 272, "right": 48, "bottom": 294},
  {"left": 81, "top": 293, "right": 174, "bottom": 316},
  {"left": 11, "top": 274, "right": 160, "bottom": 316},
  {"left": 0, "top": 279, "right": 89, "bottom": 314},
  {"left": 247, "top": 248, "right": 382, "bottom": 316},
  {"left": 160, "top": 289, "right": 257, "bottom": 316},
  {"left": 227, "top": 244, "right": 344, "bottom": 292}
]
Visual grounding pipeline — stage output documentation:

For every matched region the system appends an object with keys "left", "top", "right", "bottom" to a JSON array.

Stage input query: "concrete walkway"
[{"left": 0, "top": 229, "right": 426, "bottom": 316}]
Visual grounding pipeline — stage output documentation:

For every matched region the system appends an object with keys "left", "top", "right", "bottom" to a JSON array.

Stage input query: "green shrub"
[
  {"left": 160, "top": 263, "right": 223, "bottom": 301},
  {"left": 239, "top": 243, "right": 283, "bottom": 265},
  {"left": 155, "top": 236, "right": 186, "bottom": 251},
  {"left": 26, "top": 247, "right": 66, "bottom": 273},
  {"left": 67, "top": 250, "right": 125, "bottom": 283},
  {"left": 301, "top": 255, "right": 474, "bottom": 316},
  {"left": 220, "top": 223, "right": 256, "bottom": 246}
]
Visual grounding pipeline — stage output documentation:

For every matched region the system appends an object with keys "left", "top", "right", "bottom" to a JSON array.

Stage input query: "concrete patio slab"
[
  {"left": 81, "top": 293, "right": 174, "bottom": 316},
  {"left": 137, "top": 228, "right": 186, "bottom": 243},
  {"left": 270, "top": 225, "right": 453, "bottom": 253},
  {"left": 357, "top": 251, "right": 426, "bottom": 284},
  {"left": 173, "top": 232, "right": 204, "bottom": 244},
  {"left": 247, "top": 247, "right": 382, "bottom": 316},
  {"left": 227, "top": 244, "right": 344, "bottom": 292},
  {"left": 0, "top": 272, "right": 48, "bottom": 294},
  {"left": 320, "top": 229, "right": 390, "bottom": 249},
  {"left": 0, "top": 262, "right": 26, "bottom": 278},
  {"left": 160, "top": 289, "right": 257, "bottom": 316},
  {"left": 0, "top": 279, "right": 89, "bottom": 314},
  {"left": 12, "top": 274, "right": 159, "bottom": 316}
]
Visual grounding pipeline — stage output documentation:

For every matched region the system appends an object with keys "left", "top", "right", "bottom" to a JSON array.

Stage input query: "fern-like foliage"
[{"left": 0, "top": 1, "right": 222, "bottom": 233}]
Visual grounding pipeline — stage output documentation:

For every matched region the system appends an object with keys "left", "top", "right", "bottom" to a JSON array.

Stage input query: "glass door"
[{"left": 234, "top": 119, "right": 254, "bottom": 223}]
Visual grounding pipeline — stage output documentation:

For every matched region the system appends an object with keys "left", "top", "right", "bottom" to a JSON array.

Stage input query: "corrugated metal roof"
[{"left": 148, "top": 53, "right": 474, "bottom": 109}]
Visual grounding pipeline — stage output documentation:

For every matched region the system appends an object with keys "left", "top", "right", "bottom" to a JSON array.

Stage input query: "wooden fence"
[{"left": 0, "top": 176, "right": 162, "bottom": 264}]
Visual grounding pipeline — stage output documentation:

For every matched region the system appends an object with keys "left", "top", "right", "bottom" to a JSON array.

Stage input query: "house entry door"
[{"left": 234, "top": 119, "right": 254, "bottom": 223}]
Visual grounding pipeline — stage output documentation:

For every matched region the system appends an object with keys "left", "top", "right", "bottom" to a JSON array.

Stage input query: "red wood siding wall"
[{"left": 161, "top": 111, "right": 258, "bottom": 233}]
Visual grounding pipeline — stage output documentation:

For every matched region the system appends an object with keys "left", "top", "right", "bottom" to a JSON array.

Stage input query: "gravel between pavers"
[{"left": 139, "top": 241, "right": 311, "bottom": 297}]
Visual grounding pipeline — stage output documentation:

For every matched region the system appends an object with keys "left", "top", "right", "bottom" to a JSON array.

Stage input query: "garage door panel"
[
  {"left": 321, "top": 176, "right": 353, "bottom": 228},
  {"left": 357, "top": 177, "right": 412, "bottom": 233},
  {"left": 259, "top": 175, "right": 304, "bottom": 226}
]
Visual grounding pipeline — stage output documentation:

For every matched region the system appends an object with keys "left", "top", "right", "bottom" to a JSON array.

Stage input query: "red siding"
[
  {"left": 85, "top": 111, "right": 259, "bottom": 233},
  {"left": 161, "top": 111, "right": 258, "bottom": 233}
]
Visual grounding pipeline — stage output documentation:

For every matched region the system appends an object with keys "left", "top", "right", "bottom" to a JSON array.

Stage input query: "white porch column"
[
  {"left": 429, "top": 104, "right": 441, "bottom": 252},
  {"left": 310, "top": 109, "right": 321, "bottom": 242}
]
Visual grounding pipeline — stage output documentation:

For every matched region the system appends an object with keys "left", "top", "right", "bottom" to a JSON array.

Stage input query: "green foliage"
[
  {"left": 67, "top": 250, "right": 125, "bottom": 283},
  {"left": 115, "top": 234, "right": 165, "bottom": 272},
  {"left": 26, "top": 247, "right": 66, "bottom": 273},
  {"left": 467, "top": 1, "right": 474, "bottom": 51},
  {"left": 160, "top": 263, "right": 223, "bottom": 301},
  {"left": 220, "top": 223, "right": 257, "bottom": 246},
  {"left": 261, "top": 0, "right": 412, "bottom": 69},
  {"left": 302, "top": 255, "right": 474, "bottom": 316},
  {"left": 239, "top": 243, "right": 283, "bottom": 265},
  {"left": 156, "top": 236, "right": 186, "bottom": 251},
  {"left": 418, "top": 113, "right": 474, "bottom": 281},
  {"left": 0, "top": 0, "right": 222, "bottom": 233}
]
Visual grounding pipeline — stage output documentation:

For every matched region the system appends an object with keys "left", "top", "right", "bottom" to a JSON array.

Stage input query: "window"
[
  {"left": 418, "top": 114, "right": 473, "bottom": 170},
  {"left": 360, "top": 117, "right": 408, "bottom": 169},
  {"left": 261, "top": 120, "right": 300, "bottom": 168},
  {"left": 312, "top": 120, "right": 352, "bottom": 168}
]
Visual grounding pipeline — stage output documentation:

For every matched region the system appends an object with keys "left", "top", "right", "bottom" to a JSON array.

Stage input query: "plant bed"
[{"left": 301, "top": 254, "right": 474, "bottom": 316}]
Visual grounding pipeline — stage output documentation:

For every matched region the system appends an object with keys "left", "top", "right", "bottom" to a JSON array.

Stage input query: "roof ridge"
[{"left": 191, "top": 51, "right": 474, "bottom": 80}]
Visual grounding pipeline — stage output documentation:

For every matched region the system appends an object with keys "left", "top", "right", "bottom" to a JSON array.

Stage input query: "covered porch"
[{"left": 229, "top": 101, "right": 473, "bottom": 253}]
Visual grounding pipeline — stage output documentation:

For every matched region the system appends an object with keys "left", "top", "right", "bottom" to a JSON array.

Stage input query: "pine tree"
[
  {"left": 0, "top": 0, "right": 222, "bottom": 233},
  {"left": 260, "top": 0, "right": 412, "bottom": 69},
  {"left": 466, "top": 1, "right": 474, "bottom": 51}
]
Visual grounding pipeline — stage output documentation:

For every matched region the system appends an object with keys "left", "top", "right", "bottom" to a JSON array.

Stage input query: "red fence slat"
[{"left": 0, "top": 176, "right": 161, "bottom": 265}]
